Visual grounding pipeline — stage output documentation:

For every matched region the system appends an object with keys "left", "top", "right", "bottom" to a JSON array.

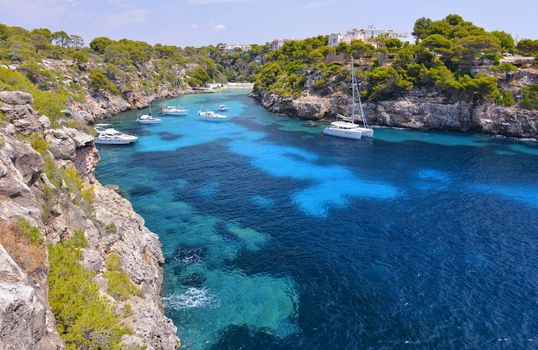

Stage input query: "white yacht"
[
  {"left": 217, "top": 105, "right": 229, "bottom": 112},
  {"left": 95, "top": 128, "right": 138, "bottom": 145},
  {"left": 137, "top": 114, "right": 161, "bottom": 124},
  {"left": 160, "top": 105, "right": 188, "bottom": 116},
  {"left": 198, "top": 110, "right": 227, "bottom": 122},
  {"left": 323, "top": 56, "right": 374, "bottom": 140}
]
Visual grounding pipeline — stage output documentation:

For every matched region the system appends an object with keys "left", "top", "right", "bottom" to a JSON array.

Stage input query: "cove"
[{"left": 96, "top": 90, "right": 538, "bottom": 349}]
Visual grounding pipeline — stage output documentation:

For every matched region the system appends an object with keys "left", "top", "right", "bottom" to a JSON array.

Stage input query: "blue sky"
[{"left": 0, "top": 0, "right": 536, "bottom": 47}]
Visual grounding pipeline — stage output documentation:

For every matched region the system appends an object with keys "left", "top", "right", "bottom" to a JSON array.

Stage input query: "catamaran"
[{"left": 323, "top": 56, "right": 374, "bottom": 140}]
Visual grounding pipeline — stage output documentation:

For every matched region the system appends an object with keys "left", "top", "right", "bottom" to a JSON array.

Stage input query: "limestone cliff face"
[
  {"left": 252, "top": 70, "right": 538, "bottom": 139},
  {"left": 0, "top": 91, "right": 179, "bottom": 349}
]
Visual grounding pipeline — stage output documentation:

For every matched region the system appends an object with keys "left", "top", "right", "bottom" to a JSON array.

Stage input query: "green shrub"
[
  {"left": 0, "top": 110, "right": 7, "bottom": 122},
  {"left": 17, "top": 217, "right": 44, "bottom": 245},
  {"left": 44, "top": 155, "right": 61, "bottom": 188},
  {"left": 27, "top": 132, "right": 49, "bottom": 155},
  {"left": 492, "top": 63, "right": 518, "bottom": 73},
  {"left": 0, "top": 135, "right": 4, "bottom": 148},
  {"left": 89, "top": 68, "right": 120, "bottom": 94},
  {"left": 106, "top": 223, "right": 118, "bottom": 234},
  {"left": 41, "top": 185, "right": 57, "bottom": 223},
  {"left": 104, "top": 253, "right": 142, "bottom": 301},
  {"left": 520, "top": 84, "right": 538, "bottom": 109},
  {"left": 497, "top": 91, "right": 514, "bottom": 106},
  {"left": 48, "top": 235, "right": 131, "bottom": 349},
  {"left": 80, "top": 185, "right": 94, "bottom": 205}
]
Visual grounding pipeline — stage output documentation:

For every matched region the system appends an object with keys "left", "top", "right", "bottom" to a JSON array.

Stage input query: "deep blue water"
[{"left": 95, "top": 90, "right": 538, "bottom": 349}]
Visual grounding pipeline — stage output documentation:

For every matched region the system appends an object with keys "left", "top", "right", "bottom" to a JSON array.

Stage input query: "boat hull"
[
  {"left": 95, "top": 139, "right": 136, "bottom": 145},
  {"left": 137, "top": 120, "right": 161, "bottom": 124},
  {"left": 356, "top": 127, "right": 374, "bottom": 138},
  {"left": 161, "top": 111, "right": 188, "bottom": 116},
  {"left": 323, "top": 127, "right": 362, "bottom": 139}
]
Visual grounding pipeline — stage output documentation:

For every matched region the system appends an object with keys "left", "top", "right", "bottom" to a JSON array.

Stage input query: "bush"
[
  {"left": 0, "top": 220, "right": 46, "bottom": 275},
  {"left": 41, "top": 185, "right": 57, "bottom": 223},
  {"left": 104, "top": 253, "right": 142, "bottom": 301},
  {"left": 27, "top": 132, "right": 49, "bottom": 155},
  {"left": 105, "top": 223, "right": 118, "bottom": 234},
  {"left": 520, "top": 84, "right": 538, "bottom": 109},
  {"left": 497, "top": 91, "right": 514, "bottom": 106},
  {"left": 18, "top": 217, "right": 44, "bottom": 245},
  {"left": 48, "top": 234, "right": 131, "bottom": 349},
  {"left": 89, "top": 68, "right": 120, "bottom": 94},
  {"left": 492, "top": 63, "right": 518, "bottom": 73}
]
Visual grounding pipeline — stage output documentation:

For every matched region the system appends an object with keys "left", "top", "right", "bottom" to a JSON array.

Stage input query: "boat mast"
[
  {"left": 351, "top": 55, "right": 356, "bottom": 124},
  {"left": 356, "top": 79, "right": 368, "bottom": 128}
]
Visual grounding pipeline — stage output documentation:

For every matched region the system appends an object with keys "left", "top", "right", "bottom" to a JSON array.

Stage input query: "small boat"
[
  {"left": 198, "top": 110, "right": 227, "bottom": 121},
  {"left": 95, "top": 128, "right": 138, "bottom": 145},
  {"left": 160, "top": 105, "right": 188, "bottom": 116},
  {"left": 323, "top": 55, "right": 374, "bottom": 140},
  {"left": 137, "top": 114, "right": 161, "bottom": 124},
  {"left": 217, "top": 105, "right": 229, "bottom": 112}
]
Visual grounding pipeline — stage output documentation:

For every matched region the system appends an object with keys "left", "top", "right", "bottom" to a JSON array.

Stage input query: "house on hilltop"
[{"left": 328, "top": 25, "right": 408, "bottom": 47}]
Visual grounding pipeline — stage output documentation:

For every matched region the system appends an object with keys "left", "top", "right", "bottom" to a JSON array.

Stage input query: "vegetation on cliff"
[
  {"left": 0, "top": 22, "right": 268, "bottom": 128},
  {"left": 253, "top": 15, "right": 538, "bottom": 109},
  {"left": 48, "top": 230, "right": 131, "bottom": 349}
]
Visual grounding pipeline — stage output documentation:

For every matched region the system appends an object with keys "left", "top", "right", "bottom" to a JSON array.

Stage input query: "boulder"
[
  {"left": 0, "top": 91, "right": 33, "bottom": 106},
  {"left": 0, "top": 246, "right": 60, "bottom": 349},
  {"left": 46, "top": 129, "right": 76, "bottom": 160}
]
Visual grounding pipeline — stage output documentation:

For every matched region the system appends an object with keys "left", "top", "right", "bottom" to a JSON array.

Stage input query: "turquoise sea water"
[{"left": 96, "top": 90, "right": 538, "bottom": 349}]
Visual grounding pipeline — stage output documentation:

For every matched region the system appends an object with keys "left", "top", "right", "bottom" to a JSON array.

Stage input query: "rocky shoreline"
[
  {"left": 252, "top": 70, "right": 538, "bottom": 140},
  {"left": 0, "top": 88, "right": 181, "bottom": 348}
]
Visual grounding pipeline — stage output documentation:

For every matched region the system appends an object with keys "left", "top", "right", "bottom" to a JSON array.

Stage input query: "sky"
[{"left": 0, "top": 0, "right": 537, "bottom": 47}]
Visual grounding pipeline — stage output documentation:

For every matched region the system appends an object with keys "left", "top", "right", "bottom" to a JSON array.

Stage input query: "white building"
[
  {"left": 328, "top": 25, "right": 408, "bottom": 47},
  {"left": 217, "top": 43, "right": 252, "bottom": 53},
  {"left": 269, "top": 39, "right": 289, "bottom": 51}
]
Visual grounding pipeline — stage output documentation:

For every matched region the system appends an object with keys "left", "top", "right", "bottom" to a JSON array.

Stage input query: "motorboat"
[
  {"left": 323, "top": 55, "right": 374, "bottom": 140},
  {"left": 217, "top": 105, "right": 229, "bottom": 112},
  {"left": 95, "top": 128, "right": 138, "bottom": 145},
  {"left": 136, "top": 114, "right": 161, "bottom": 124},
  {"left": 160, "top": 105, "right": 188, "bottom": 116},
  {"left": 198, "top": 110, "right": 227, "bottom": 121}
]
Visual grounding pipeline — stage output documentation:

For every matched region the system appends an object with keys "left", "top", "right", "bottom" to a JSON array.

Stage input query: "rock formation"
[{"left": 0, "top": 92, "right": 180, "bottom": 349}]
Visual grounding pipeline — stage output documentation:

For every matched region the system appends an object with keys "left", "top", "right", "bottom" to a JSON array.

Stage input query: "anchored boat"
[
  {"left": 323, "top": 55, "right": 374, "bottom": 140},
  {"left": 160, "top": 105, "right": 189, "bottom": 116},
  {"left": 198, "top": 110, "right": 227, "bottom": 122},
  {"left": 95, "top": 128, "right": 138, "bottom": 145}
]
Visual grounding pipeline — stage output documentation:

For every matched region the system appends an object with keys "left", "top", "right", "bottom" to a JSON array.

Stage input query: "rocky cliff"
[
  {"left": 0, "top": 90, "right": 180, "bottom": 349},
  {"left": 253, "top": 70, "right": 538, "bottom": 140}
]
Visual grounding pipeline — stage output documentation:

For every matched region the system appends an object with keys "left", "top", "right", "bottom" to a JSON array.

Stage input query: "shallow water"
[{"left": 96, "top": 90, "right": 538, "bottom": 349}]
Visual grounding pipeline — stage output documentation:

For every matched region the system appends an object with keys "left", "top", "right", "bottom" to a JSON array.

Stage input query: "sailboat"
[
  {"left": 137, "top": 101, "right": 162, "bottom": 124},
  {"left": 323, "top": 56, "right": 374, "bottom": 140}
]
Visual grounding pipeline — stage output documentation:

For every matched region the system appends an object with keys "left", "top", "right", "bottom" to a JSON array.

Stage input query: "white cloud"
[
  {"left": 191, "top": 24, "right": 199, "bottom": 29},
  {"left": 213, "top": 24, "right": 226, "bottom": 31}
]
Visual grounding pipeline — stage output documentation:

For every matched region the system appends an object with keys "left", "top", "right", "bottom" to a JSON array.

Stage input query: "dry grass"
[{"left": 0, "top": 221, "right": 46, "bottom": 276}]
